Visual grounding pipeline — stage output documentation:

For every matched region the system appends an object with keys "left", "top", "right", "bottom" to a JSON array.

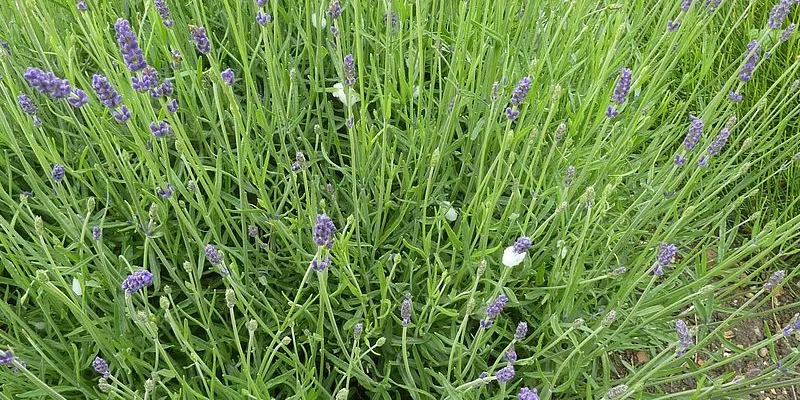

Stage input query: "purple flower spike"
[
  {"left": 327, "top": 0, "right": 342, "bottom": 19},
  {"left": 605, "top": 105, "right": 618, "bottom": 119},
  {"left": 782, "top": 316, "right": 800, "bottom": 336},
  {"left": 114, "top": 19, "right": 147, "bottom": 72},
  {"left": 505, "top": 107, "right": 520, "bottom": 120},
  {"left": 51, "top": 164, "right": 66, "bottom": 183},
  {"left": 674, "top": 154, "right": 686, "bottom": 166},
  {"left": 680, "top": 0, "right": 692, "bottom": 11},
  {"left": 513, "top": 236, "right": 532, "bottom": 253},
  {"left": 611, "top": 68, "right": 632, "bottom": 104},
  {"left": 504, "top": 346, "right": 518, "bottom": 362},
  {"left": 707, "top": 126, "right": 731, "bottom": 156},
  {"left": 495, "top": 365, "right": 515, "bottom": 383},
  {"left": 681, "top": 114, "right": 704, "bottom": 150},
  {"left": 91, "top": 74, "right": 122, "bottom": 109},
  {"left": 17, "top": 94, "right": 37, "bottom": 115},
  {"left": 92, "top": 357, "right": 109, "bottom": 377},
  {"left": 0, "top": 350, "right": 14, "bottom": 366},
  {"left": 255, "top": 0, "right": 268, "bottom": 5},
  {"left": 154, "top": 0, "right": 174, "bottom": 27},
  {"left": 667, "top": 20, "right": 680, "bottom": 31},
  {"left": 205, "top": 244, "right": 223, "bottom": 266},
  {"left": 190, "top": 26, "right": 211, "bottom": 54},
  {"left": 343, "top": 54, "right": 356, "bottom": 86},
  {"left": 330, "top": 26, "right": 340, "bottom": 35},
  {"left": 486, "top": 294, "right": 508, "bottom": 321},
  {"left": 518, "top": 387, "right": 540, "bottom": 400},
  {"left": 221, "top": 68, "right": 235, "bottom": 85},
  {"left": 768, "top": 0, "right": 793, "bottom": 29},
  {"left": 23, "top": 68, "right": 72, "bottom": 99},
  {"left": 133, "top": 66, "right": 159, "bottom": 92},
  {"left": 150, "top": 121, "right": 172, "bottom": 137},
  {"left": 676, "top": 319, "right": 692, "bottom": 355},
  {"left": 67, "top": 89, "right": 89, "bottom": 108},
  {"left": 92, "top": 226, "right": 101, "bottom": 240},
  {"left": 121, "top": 270, "right": 154, "bottom": 294},
  {"left": 76, "top": 0, "right": 87, "bottom": 11},
  {"left": 728, "top": 92, "right": 742, "bottom": 102},
  {"left": 157, "top": 183, "right": 174, "bottom": 199},
  {"left": 384, "top": 11, "right": 399, "bottom": 28},
  {"left": 256, "top": 11, "right": 272, "bottom": 25},
  {"left": 764, "top": 270, "right": 786, "bottom": 291},
  {"left": 166, "top": 99, "right": 178, "bottom": 113},
  {"left": 311, "top": 255, "right": 332, "bottom": 272},
  {"left": 698, "top": 155, "right": 708, "bottom": 168},
  {"left": 401, "top": 297, "right": 412, "bottom": 326},
  {"left": 739, "top": 41, "right": 760, "bottom": 82},
  {"left": 510, "top": 76, "right": 532, "bottom": 106},
  {"left": 313, "top": 214, "right": 337, "bottom": 248},
  {"left": 515, "top": 321, "right": 528, "bottom": 340},
  {"left": 781, "top": 23, "right": 796, "bottom": 42},
  {"left": 655, "top": 243, "right": 677, "bottom": 275},
  {"left": 113, "top": 106, "right": 131, "bottom": 123}
]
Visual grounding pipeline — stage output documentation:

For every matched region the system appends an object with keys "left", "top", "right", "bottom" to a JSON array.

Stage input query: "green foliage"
[{"left": 0, "top": 0, "right": 799, "bottom": 399}]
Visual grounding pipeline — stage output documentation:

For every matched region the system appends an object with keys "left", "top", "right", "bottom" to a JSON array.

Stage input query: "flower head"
[
  {"left": 0, "top": 350, "right": 13, "bottom": 366},
  {"left": 510, "top": 76, "right": 532, "bottom": 106},
  {"left": 166, "top": 99, "right": 179, "bottom": 113},
  {"left": 133, "top": 66, "right": 160, "bottom": 92},
  {"left": 190, "top": 26, "right": 211, "bottom": 54},
  {"left": 681, "top": 0, "right": 692, "bottom": 10},
  {"left": 154, "top": 0, "right": 174, "bottom": 27},
  {"left": 113, "top": 106, "right": 131, "bottom": 123},
  {"left": 343, "top": 54, "right": 356, "bottom": 86},
  {"left": 504, "top": 346, "right": 517, "bottom": 362},
  {"left": 655, "top": 243, "right": 677, "bottom": 275},
  {"left": 384, "top": 11, "right": 398, "bottom": 29},
  {"left": 401, "top": 297, "right": 412, "bottom": 326},
  {"left": 707, "top": 126, "right": 731, "bottom": 157},
  {"left": 611, "top": 68, "right": 631, "bottom": 104},
  {"left": 114, "top": 19, "right": 147, "bottom": 72},
  {"left": 605, "top": 105, "right": 618, "bottom": 119},
  {"left": 67, "top": 89, "right": 89, "bottom": 108},
  {"left": 76, "top": 0, "right": 87, "bottom": 11},
  {"left": 503, "top": 237, "right": 531, "bottom": 267},
  {"left": 311, "top": 255, "right": 332, "bottom": 272},
  {"left": 221, "top": 68, "right": 235, "bottom": 85},
  {"left": 92, "top": 226, "right": 102, "bottom": 240},
  {"left": 481, "top": 294, "right": 509, "bottom": 327},
  {"left": 327, "top": 0, "right": 342, "bottom": 19},
  {"left": 674, "top": 154, "right": 686, "bottom": 166},
  {"left": 515, "top": 321, "right": 528, "bottom": 340},
  {"left": 121, "top": 270, "right": 154, "bottom": 294},
  {"left": 667, "top": 20, "right": 680, "bottom": 31},
  {"left": 728, "top": 91, "right": 742, "bottom": 102},
  {"left": 92, "top": 357, "right": 110, "bottom": 377},
  {"left": 518, "top": 387, "right": 540, "bottom": 400},
  {"left": 495, "top": 365, "right": 515, "bottom": 383},
  {"left": 17, "top": 94, "right": 37, "bottom": 115},
  {"left": 255, "top": 0, "right": 268, "bottom": 5},
  {"left": 256, "top": 11, "right": 272, "bottom": 25},
  {"left": 768, "top": 0, "right": 793, "bottom": 29},
  {"left": 312, "top": 214, "right": 336, "bottom": 248},
  {"left": 205, "top": 244, "right": 223, "bottom": 266},
  {"left": 764, "top": 270, "right": 786, "bottom": 291},
  {"left": 150, "top": 121, "right": 173, "bottom": 138},
  {"left": 781, "top": 23, "right": 796, "bottom": 42},
  {"left": 91, "top": 74, "right": 122, "bottom": 110},
  {"left": 157, "top": 183, "right": 174, "bottom": 199},
  {"left": 739, "top": 41, "right": 760, "bottom": 82},
  {"left": 676, "top": 319, "right": 692, "bottom": 355},
  {"left": 51, "top": 164, "right": 66, "bottom": 183},
  {"left": 23, "top": 68, "right": 72, "bottom": 99},
  {"left": 332, "top": 83, "right": 359, "bottom": 106},
  {"left": 681, "top": 115, "right": 704, "bottom": 150}
]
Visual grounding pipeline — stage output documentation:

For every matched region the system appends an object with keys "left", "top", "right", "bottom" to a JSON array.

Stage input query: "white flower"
[
  {"left": 502, "top": 246, "right": 526, "bottom": 267},
  {"left": 332, "top": 83, "right": 359, "bottom": 107},
  {"left": 443, "top": 202, "right": 458, "bottom": 221},
  {"left": 311, "top": 13, "right": 327, "bottom": 28}
]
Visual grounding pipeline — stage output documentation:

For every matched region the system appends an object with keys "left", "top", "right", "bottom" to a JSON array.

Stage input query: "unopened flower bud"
[
  {"left": 376, "top": 337, "right": 386, "bottom": 346},
  {"left": 87, "top": 197, "right": 96, "bottom": 212},
  {"left": 281, "top": 336, "right": 291, "bottom": 346},
  {"left": 247, "top": 319, "right": 258, "bottom": 332},
  {"left": 159, "top": 296, "right": 169, "bottom": 310},
  {"left": 225, "top": 288, "right": 236, "bottom": 308}
]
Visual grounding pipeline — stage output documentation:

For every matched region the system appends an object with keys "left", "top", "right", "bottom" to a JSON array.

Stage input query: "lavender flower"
[
  {"left": 190, "top": 26, "right": 211, "bottom": 54},
  {"left": 611, "top": 68, "right": 632, "bottom": 104},
  {"left": 154, "top": 0, "right": 174, "bottom": 27},
  {"left": 698, "top": 155, "right": 708, "bottom": 168},
  {"left": 346, "top": 117, "right": 354, "bottom": 128},
  {"left": 113, "top": 106, "right": 131, "bottom": 122},
  {"left": 32, "top": 116, "right": 42, "bottom": 126},
  {"left": 491, "top": 81, "right": 500, "bottom": 102},
  {"left": 676, "top": 319, "right": 692, "bottom": 355},
  {"left": 17, "top": 94, "right": 37, "bottom": 115},
  {"left": 255, "top": 0, "right": 268, "bottom": 5},
  {"left": 353, "top": 322, "right": 363, "bottom": 340},
  {"left": 764, "top": 270, "right": 786, "bottom": 291},
  {"left": 505, "top": 107, "right": 520, "bottom": 120},
  {"left": 91, "top": 74, "right": 122, "bottom": 109},
  {"left": 313, "top": 214, "right": 336, "bottom": 248},
  {"left": 667, "top": 20, "right": 680, "bottom": 31},
  {"left": 487, "top": 294, "right": 508, "bottom": 319},
  {"left": 739, "top": 41, "right": 760, "bottom": 82},
  {"left": 330, "top": 26, "right": 339, "bottom": 35},
  {"left": 510, "top": 76, "right": 532, "bottom": 106},
  {"left": 384, "top": 11, "right": 398, "bottom": 28},
  {"left": 166, "top": 99, "right": 179, "bottom": 112},
  {"left": 114, "top": 19, "right": 147, "bottom": 72},
  {"left": 311, "top": 255, "right": 332, "bottom": 272},
  {"left": 121, "top": 270, "right": 154, "bottom": 294},
  {"left": 768, "top": 0, "right": 793, "bottom": 29},
  {"left": 495, "top": 365, "right": 515, "bottom": 383},
  {"left": 23, "top": 68, "right": 72, "bottom": 99},
  {"left": 343, "top": 54, "right": 356, "bottom": 86},
  {"left": 157, "top": 183, "right": 174, "bottom": 199},
  {"left": 681, "top": 114, "right": 704, "bottom": 150},
  {"left": 518, "top": 387, "right": 540, "bottom": 400},
  {"left": 205, "top": 244, "right": 223, "bottom": 266},
  {"left": 782, "top": 316, "right": 800, "bottom": 336},
  {"left": 655, "top": 243, "right": 677, "bottom": 275},
  {"left": 76, "top": 0, "right": 87, "bottom": 11},
  {"left": 674, "top": 154, "right": 686, "bottom": 166},
  {"left": 92, "top": 357, "right": 110, "bottom": 377},
  {"left": 248, "top": 225, "right": 259, "bottom": 237},
  {"left": 221, "top": 68, "right": 235, "bottom": 85},
  {"left": 513, "top": 237, "right": 532, "bottom": 254},
  {"left": 781, "top": 23, "right": 796, "bottom": 42},
  {"left": 605, "top": 105, "right": 618, "bottom": 119},
  {"left": 728, "top": 91, "right": 742, "bottom": 102},
  {"left": 170, "top": 49, "right": 182, "bottom": 69},
  {"left": 564, "top": 165, "right": 575, "bottom": 186},
  {"left": 681, "top": 0, "right": 692, "bottom": 10},
  {"left": 504, "top": 346, "right": 518, "bottom": 362},
  {"left": 67, "top": 89, "right": 89, "bottom": 108},
  {"left": 51, "top": 164, "right": 65, "bottom": 183},
  {"left": 0, "top": 350, "right": 13, "bottom": 366},
  {"left": 515, "top": 322, "right": 528, "bottom": 340},
  {"left": 707, "top": 126, "right": 731, "bottom": 156},
  {"left": 92, "top": 226, "right": 101, "bottom": 240},
  {"left": 401, "top": 297, "right": 412, "bottom": 326},
  {"left": 327, "top": 0, "right": 342, "bottom": 19},
  {"left": 256, "top": 11, "right": 272, "bottom": 25},
  {"left": 478, "top": 372, "right": 488, "bottom": 379},
  {"left": 150, "top": 80, "right": 173, "bottom": 98},
  {"left": 150, "top": 121, "right": 172, "bottom": 137},
  {"left": 133, "top": 66, "right": 159, "bottom": 92}
]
